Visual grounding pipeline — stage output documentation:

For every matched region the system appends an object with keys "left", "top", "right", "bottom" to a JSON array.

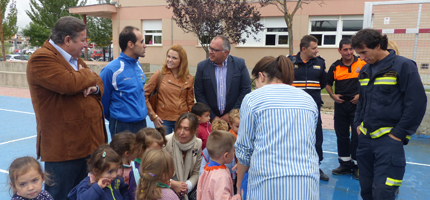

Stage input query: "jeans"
[
  {"left": 44, "top": 156, "right": 89, "bottom": 200},
  {"left": 162, "top": 120, "right": 176, "bottom": 135},
  {"left": 109, "top": 116, "right": 147, "bottom": 137}
]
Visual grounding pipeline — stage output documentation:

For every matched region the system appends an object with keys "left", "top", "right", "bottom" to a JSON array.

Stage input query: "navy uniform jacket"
[
  {"left": 354, "top": 50, "right": 427, "bottom": 145},
  {"left": 288, "top": 52, "right": 327, "bottom": 106},
  {"left": 194, "top": 55, "right": 251, "bottom": 120}
]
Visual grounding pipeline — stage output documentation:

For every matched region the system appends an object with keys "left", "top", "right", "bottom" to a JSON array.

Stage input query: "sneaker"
[
  {"left": 320, "top": 169, "right": 329, "bottom": 181},
  {"left": 332, "top": 165, "right": 353, "bottom": 175},
  {"left": 353, "top": 167, "right": 359, "bottom": 180}
]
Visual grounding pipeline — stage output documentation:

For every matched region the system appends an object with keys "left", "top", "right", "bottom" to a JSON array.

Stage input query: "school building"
[{"left": 69, "top": 0, "right": 430, "bottom": 81}]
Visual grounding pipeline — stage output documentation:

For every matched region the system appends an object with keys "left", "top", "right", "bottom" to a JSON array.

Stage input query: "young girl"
[
  {"left": 129, "top": 127, "right": 167, "bottom": 200},
  {"left": 67, "top": 144, "right": 130, "bottom": 200},
  {"left": 136, "top": 149, "right": 179, "bottom": 200},
  {"left": 9, "top": 156, "right": 53, "bottom": 200},
  {"left": 110, "top": 131, "right": 136, "bottom": 184}
]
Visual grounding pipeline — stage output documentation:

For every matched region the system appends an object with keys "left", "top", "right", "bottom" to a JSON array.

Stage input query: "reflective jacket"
[
  {"left": 354, "top": 50, "right": 427, "bottom": 145},
  {"left": 288, "top": 52, "right": 327, "bottom": 106}
]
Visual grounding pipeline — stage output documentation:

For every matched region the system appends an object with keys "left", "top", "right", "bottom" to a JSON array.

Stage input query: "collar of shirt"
[
  {"left": 119, "top": 52, "right": 140, "bottom": 64},
  {"left": 212, "top": 56, "right": 229, "bottom": 68},
  {"left": 208, "top": 160, "right": 222, "bottom": 167},
  {"left": 49, "top": 39, "right": 79, "bottom": 71}
]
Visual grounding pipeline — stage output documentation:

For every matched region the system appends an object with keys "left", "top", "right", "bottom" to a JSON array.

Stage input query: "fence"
[{"left": 363, "top": 0, "right": 430, "bottom": 84}]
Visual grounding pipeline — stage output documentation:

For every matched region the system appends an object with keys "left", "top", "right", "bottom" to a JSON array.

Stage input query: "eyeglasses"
[
  {"left": 251, "top": 73, "right": 266, "bottom": 90},
  {"left": 209, "top": 46, "right": 223, "bottom": 53}
]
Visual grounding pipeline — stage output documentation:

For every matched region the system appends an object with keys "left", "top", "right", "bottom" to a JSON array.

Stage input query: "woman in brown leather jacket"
[{"left": 144, "top": 44, "right": 195, "bottom": 134}]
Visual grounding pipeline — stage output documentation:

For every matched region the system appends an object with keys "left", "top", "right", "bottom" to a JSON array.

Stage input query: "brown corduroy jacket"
[{"left": 27, "top": 40, "right": 107, "bottom": 162}]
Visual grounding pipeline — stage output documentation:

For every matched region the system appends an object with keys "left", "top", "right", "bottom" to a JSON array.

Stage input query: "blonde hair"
[
  {"left": 229, "top": 109, "right": 240, "bottom": 123},
  {"left": 206, "top": 130, "right": 236, "bottom": 159},
  {"left": 9, "top": 157, "right": 51, "bottom": 194},
  {"left": 387, "top": 40, "right": 400, "bottom": 55},
  {"left": 161, "top": 44, "right": 190, "bottom": 82},
  {"left": 211, "top": 119, "right": 229, "bottom": 131},
  {"left": 136, "top": 149, "right": 175, "bottom": 200},
  {"left": 133, "top": 127, "right": 167, "bottom": 159}
]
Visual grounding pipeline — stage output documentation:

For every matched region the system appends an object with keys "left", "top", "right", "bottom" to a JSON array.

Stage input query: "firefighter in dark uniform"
[
  {"left": 288, "top": 35, "right": 329, "bottom": 181},
  {"left": 326, "top": 38, "right": 366, "bottom": 179},
  {"left": 352, "top": 29, "right": 427, "bottom": 200}
]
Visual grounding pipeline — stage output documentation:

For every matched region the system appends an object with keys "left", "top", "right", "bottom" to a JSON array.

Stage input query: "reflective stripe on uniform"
[
  {"left": 359, "top": 122, "right": 367, "bottom": 135},
  {"left": 292, "top": 81, "right": 320, "bottom": 89},
  {"left": 374, "top": 77, "right": 397, "bottom": 85},
  {"left": 360, "top": 122, "right": 393, "bottom": 139},
  {"left": 386, "top": 177, "right": 402, "bottom": 186},
  {"left": 406, "top": 135, "right": 411, "bottom": 140},
  {"left": 359, "top": 78, "right": 369, "bottom": 86}
]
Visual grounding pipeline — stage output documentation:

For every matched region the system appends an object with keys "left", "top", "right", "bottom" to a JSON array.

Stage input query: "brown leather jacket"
[
  {"left": 27, "top": 40, "right": 107, "bottom": 162},
  {"left": 145, "top": 70, "right": 194, "bottom": 121}
]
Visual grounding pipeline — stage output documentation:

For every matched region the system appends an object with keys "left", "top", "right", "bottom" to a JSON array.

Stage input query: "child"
[
  {"left": 200, "top": 119, "right": 236, "bottom": 177},
  {"left": 67, "top": 144, "right": 129, "bottom": 200},
  {"left": 129, "top": 127, "right": 167, "bottom": 200},
  {"left": 211, "top": 119, "right": 229, "bottom": 132},
  {"left": 197, "top": 131, "right": 241, "bottom": 200},
  {"left": 110, "top": 131, "right": 136, "bottom": 185},
  {"left": 191, "top": 102, "right": 212, "bottom": 150},
  {"left": 228, "top": 109, "right": 240, "bottom": 138},
  {"left": 9, "top": 156, "right": 54, "bottom": 200},
  {"left": 136, "top": 149, "right": 179, "bottom": 200}
]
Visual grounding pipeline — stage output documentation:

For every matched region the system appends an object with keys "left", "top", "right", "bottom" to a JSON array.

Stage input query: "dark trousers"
[
  {"left": 162, "top": 120, "right": 176, "bottom": 135},
  {"left": 334, "top": 99, "right": 358, "bottom": 165},
  {"left": 357, "top": 134, "right": 406, "bottom": 200},
  {"left": 109, "top": 116, "right": 147, "bottom": 137},
  {"left": 315, "top": 107, "right": 324, "bottom": 162},
  {"left": 44, "top": 156, "right": 89, "bottom": 200}
]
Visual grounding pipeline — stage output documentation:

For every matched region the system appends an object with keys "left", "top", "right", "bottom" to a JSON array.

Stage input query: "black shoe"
[
  {"left": 320, "top": 169, "right": 329, "bottom": 181},
  {"left": 332, "top": 165, "right": 353, "bottom": 175},
  {"left": 353, "top": 167, "right": 359, "bottom": 180}
]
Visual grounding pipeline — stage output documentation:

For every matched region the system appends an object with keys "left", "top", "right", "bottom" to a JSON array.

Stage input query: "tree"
[
  {"left": 259, "top": 0, "right": 323, "bottom": 54},
  {"left": 86, "top": 0, "right": 112, "bottom": 48},
  {"left": 22, "top": 0, "right": 87, "bottom": 46},
  {"left": 2, "top": 0, "right": 17, "bottom": 39},
  {"left": 166, "top": 0, "right": 264, "bottom": 58},
  {"left": 1, "top": 0, "right": 18, "bottom": 60}
]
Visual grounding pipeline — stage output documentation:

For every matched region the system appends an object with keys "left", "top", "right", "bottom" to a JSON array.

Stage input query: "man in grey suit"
[{"left": 194, "top": 35, "right": 251, "bottom": 122}]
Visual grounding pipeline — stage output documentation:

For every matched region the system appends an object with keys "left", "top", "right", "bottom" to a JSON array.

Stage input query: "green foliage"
[
  {"left": 1, "top": 0, "right": 18, "bottom": 39},
  {"left": 86, "top": 0, "right": 112, "bottom": 47},
  {"left": 22, "top": 0, "right": 87, "bottom": 46}
]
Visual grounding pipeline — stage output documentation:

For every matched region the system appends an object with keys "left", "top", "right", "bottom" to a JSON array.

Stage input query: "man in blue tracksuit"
[
  {"left": 100, "top": 26, "right": 148, "bottom": 136},
  {"left": 352, "top": 29, "right": 427, "bottom": 200}
]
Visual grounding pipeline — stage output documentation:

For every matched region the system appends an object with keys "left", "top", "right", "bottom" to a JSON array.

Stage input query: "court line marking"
[
  {"left": 0, "top": 135, "right": 37, "bottom": 146},
  {"left": 324, "top": 150, "right": 430, "bottom": 167},
  {"left": 0, "top": 108, "right": 34, "bottom": 115},
  {"left": 0, "top": 169, "right": 8, "bottom": 174}
]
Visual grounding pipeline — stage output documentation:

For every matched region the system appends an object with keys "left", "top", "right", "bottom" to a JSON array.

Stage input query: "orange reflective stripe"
[{"left": 292, "top": 83, "right": 320, "bottom": 87}]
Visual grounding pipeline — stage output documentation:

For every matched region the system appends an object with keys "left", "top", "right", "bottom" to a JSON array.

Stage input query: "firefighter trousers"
[
  {"left": 357, "top": 133, "right": 406, "bottom": 200},
  {"left": 334, "top": 100, "right": 358, "bottom": 164}
]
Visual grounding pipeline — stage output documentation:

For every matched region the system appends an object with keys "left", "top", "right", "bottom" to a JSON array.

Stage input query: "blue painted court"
[{"left": 0, "top": 95, "right": 429, "bottom": 199}]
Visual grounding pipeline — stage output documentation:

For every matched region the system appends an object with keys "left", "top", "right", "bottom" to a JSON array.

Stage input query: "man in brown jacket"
[{"left": 26, "top": 16, "right": 107, "bottom": 200}]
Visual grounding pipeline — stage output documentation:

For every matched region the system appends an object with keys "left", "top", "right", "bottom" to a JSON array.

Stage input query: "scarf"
[{"left": 172, "top": 135, "right": 197, "bottom": 200}]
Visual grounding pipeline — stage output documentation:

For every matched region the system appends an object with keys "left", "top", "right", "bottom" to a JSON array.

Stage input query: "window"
[
  {"left": 142, "top": 20, "right": 162, "bottom": 45},
  {"left": 238, "top": 17, "right": 289, "bottom": 47},
  {"left": 421, "top": 63, "right": 429, "bottom": 70},
  {"left": 310, "top": 16, "right": 363, "bottom": 47}
]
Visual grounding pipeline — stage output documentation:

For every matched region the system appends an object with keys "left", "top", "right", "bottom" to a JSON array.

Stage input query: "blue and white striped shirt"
[
  {"left": 235, "top": 84, "right": 320, "bottom": 200},
  {"left": 213, "top": 57, "right": 228, "bottom": 115}
]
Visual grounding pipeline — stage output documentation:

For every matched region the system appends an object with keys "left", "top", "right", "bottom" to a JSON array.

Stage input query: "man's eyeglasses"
[{"left": 209, "top": 46, "right": 223, "bottom": 53}]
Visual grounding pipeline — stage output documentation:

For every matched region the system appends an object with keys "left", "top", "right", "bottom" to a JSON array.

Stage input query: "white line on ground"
[
  {"left": 0, "top": 108, "right": 34, "bottom": 115},
  {"left": 0, "top": 169, "right": 8, "bottom": 174},
  {"left": 324, "top": 150, "right": 430, "bottom": 167},
  {"left": 0, "top": 135, "right": 36, "bottom": 146}
]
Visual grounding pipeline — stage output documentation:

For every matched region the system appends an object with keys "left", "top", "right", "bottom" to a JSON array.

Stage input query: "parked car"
[
  {"left": 5, "top": 54, "right": 30, "bottom": 61},
  {"left": 91, "top": 50, "right": 103, "bottom": 59}
]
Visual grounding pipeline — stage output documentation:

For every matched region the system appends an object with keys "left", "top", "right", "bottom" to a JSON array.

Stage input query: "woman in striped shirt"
[{"left": 235, "top": 56, "right": 320, "bottom": 200}]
